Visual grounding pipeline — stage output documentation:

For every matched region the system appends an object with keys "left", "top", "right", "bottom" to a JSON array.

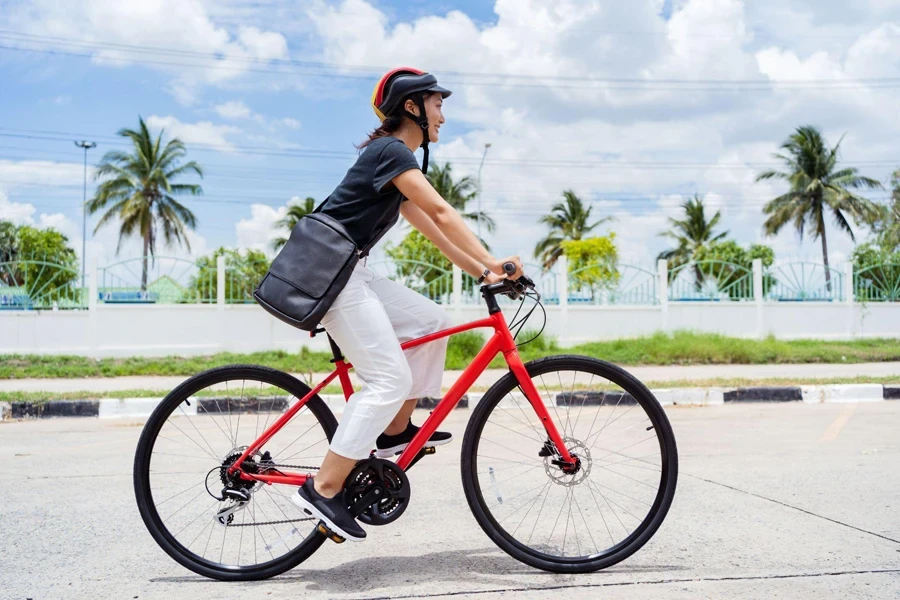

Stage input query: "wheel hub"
[{"left": 544, "top": 437, "right": 592, "bottom": 486}]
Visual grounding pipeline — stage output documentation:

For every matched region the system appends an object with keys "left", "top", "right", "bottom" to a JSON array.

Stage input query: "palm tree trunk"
[
  {"left": 819, "top": 212, "right": 832, "bottom": 293},
  {"left": 141, "top": 234, "right": 149, "bottom": 292}
]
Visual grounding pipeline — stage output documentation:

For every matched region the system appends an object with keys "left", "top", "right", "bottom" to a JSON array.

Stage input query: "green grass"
[
  {"left": 3, "top": 375, "right": 898, "bottom": 405},
  {"left": 2, "top": 330, "right": 899, "bottom": 380}
]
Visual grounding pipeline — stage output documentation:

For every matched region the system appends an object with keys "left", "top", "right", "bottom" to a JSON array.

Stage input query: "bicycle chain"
[
  {"left": 222, "top": 462, "right": 320, "bottom": 528},
  {"left": 227, "top": 517, "right": 315, "bottom": 528}
]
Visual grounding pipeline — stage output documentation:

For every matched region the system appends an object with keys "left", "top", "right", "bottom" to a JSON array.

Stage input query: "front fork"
[{"left": 504, "top": 348, "right": 576, "bottom": 466}]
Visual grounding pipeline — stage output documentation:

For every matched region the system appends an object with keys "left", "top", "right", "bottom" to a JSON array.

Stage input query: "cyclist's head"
[{"left": 359, "top": 67, "right": 451, "bottom": 152}]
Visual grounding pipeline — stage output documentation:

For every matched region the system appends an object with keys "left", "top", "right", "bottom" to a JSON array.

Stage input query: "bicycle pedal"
[
  {"left": 316, "top": 521, "right": 345, "bottom": 544},
  {"left": 423, "top": 446, "right": 436, "bottom": 455}
]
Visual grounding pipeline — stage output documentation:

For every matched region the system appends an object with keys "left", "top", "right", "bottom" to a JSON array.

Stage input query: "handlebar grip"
[{"left": 502, "top": 262, "right": 517, "bottom": 275}]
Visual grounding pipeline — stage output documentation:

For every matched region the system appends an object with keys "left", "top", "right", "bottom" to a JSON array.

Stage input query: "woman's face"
[{"left": 422, "top": 93, "right": 445, "bottom": 143}]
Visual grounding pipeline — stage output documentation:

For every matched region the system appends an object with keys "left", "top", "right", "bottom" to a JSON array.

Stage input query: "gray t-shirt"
[{"left": 318, "top": 136, "right": 420, "bottom": 251}]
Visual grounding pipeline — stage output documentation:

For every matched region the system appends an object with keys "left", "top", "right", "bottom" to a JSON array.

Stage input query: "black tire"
[
  {"left": 460, "top": 355, "right": 678, "bottom": 573},
  {"left": 134, "top": 365, "right": 338, "bottom": 581}
]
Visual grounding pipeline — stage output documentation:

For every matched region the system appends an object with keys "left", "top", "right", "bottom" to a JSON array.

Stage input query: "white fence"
[{"left": 2, "top": 258, "right": 899, "bottom": 357}]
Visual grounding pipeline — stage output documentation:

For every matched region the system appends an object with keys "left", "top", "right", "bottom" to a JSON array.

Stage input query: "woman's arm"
[
  {"left": 400, "top": 201, "right": 499, "bottom": 280},
  {"left": 393, "top": 168, "right": 523, "bottom": 277}
]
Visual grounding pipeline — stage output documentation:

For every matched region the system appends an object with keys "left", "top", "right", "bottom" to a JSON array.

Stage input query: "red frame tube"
[{"left": 234, "top": 309, "right": 573, "bottom": 486}]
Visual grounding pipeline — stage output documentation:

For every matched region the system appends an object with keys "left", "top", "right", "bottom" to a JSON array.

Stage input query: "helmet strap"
[{"left": 402, "top": 94, "right": 431, "bottom": 174}]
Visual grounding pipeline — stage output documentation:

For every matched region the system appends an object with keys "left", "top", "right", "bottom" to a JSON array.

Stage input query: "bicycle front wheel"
[
  {"left": 134, "top": 365, "right": 338, "bottom": 581},
  {"left": 461, "top": 355, "right": 678, "bottom": 573}
]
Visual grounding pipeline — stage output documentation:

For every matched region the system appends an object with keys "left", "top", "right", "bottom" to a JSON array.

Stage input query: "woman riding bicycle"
[{"left": 291, "top": 67, "right": 524, "bottom": 542}]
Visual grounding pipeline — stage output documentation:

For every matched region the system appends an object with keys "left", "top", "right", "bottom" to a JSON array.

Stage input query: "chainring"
[{"left": 343, "top": 458, "right": 410, "bottom": 526}]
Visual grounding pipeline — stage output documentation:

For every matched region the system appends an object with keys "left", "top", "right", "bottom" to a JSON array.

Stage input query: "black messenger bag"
[{"left": 253, "top": 211, "right": 391, "bottom": 331}]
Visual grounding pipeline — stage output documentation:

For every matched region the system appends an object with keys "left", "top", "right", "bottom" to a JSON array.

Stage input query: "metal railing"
[
  {"left": 854, "top": 262, "right": 900, "bottom": 302},
  {"left": 668, "top": 260, "right": 754, "bottom": 301},
  {"left": 765, "top": 262, "right": 843, "bottom": 301},
  {"left": 0, "top": 258, "right": 85, "bottom": 309}
]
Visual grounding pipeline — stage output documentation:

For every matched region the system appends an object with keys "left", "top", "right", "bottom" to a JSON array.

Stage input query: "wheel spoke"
[
  {"left": 139, "top": 370, "right": 336, "bottom": 575},
  {"left": 471, "top": 360, "right": 676, "bottom": 569}
]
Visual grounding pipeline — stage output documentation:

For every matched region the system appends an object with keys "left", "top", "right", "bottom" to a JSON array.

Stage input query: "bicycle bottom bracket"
[{"left": 343, "top": 458, "right": 411, "bottom": 525}]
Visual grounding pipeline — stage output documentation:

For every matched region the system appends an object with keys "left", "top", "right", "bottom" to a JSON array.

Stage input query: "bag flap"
[{"left": 268, "top": 213, "right": 357, "bottom": 299}]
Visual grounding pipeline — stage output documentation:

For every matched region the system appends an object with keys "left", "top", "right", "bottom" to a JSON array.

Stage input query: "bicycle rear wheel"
[
  {"left": 134, "top": 365, "right": 338, "bottom": 581},
  {"left": 461, "top": 355, "right": 678, "bottom": 573}
]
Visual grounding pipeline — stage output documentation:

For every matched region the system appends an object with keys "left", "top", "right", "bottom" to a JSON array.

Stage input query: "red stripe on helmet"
[{"left": 374, "top": 66, "right": 425, "bottom": 109}]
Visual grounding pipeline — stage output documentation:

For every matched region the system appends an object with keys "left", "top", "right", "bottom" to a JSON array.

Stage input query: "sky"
[{"left": 1, "top": 0, "right": 899, "bottom": 271}]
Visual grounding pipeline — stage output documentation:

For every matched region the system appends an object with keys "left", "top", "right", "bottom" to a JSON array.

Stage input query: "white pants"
[{"left": 320, "top": 260, "right": 453, "bottom": 459}]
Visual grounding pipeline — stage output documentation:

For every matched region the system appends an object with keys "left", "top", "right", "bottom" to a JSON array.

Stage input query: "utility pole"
[
  {"left": 74, "top": 140, "right": 96, "bottom": 294},
  {"left": 476, "top": 142, "right": 491, "bottom": 241}
]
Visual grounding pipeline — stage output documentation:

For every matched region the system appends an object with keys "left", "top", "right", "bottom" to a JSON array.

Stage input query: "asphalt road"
[{"left": 2, "top": 402, "right": 899, "bottom": 599}]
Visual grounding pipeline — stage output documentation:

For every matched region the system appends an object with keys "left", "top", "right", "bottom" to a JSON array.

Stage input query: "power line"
[
  {"left": 3, "top": 32, "right": 900, "bottom": 91},
  {"left": 2, "top": 30, "right": 900, "bottom": 86},
  {"left": 2, "top": 130, "right": 898, "bottom": 170}
]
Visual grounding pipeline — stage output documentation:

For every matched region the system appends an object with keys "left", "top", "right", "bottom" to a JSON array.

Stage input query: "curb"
[{"left": 2, "top": 384, "right": 898, "bottom": 420}]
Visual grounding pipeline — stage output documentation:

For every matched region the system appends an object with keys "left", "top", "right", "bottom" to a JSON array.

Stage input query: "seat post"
[{"left": 326, "top": 333, "right": 344, "bottom": 363}]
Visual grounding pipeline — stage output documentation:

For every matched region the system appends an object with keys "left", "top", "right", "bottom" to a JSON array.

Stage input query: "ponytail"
[{"left": 356, "top": 114, "right": 404, "bottom": 151}]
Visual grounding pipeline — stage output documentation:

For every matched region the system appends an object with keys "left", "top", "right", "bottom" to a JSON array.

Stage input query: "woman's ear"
[{"left": 404, "top": 98, "right": 419, "bottom": 116}]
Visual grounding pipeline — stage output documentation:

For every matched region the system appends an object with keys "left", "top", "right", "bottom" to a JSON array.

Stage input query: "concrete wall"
[{"left": 2, "top": 300, "right": 899, "bottom": 357}]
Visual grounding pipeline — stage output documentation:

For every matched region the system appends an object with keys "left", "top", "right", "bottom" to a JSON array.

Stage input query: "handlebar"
[{"left": 485, "top": 263, "right": 537, "bottom": 300}]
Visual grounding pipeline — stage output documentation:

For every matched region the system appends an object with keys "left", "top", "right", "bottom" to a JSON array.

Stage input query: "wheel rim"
[
  {"left": 471, "top": 362, "right": 673, "bottom": 562},
  {"left": 140, "top": 372, "right": 332, "bottom": 571}
]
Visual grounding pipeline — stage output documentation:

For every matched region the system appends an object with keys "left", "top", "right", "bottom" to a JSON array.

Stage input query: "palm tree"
[
  {"left": 89, "top": 117, "right": 202, "bottom": 290},
  {"left": 272, "top": 197, "right": 317, "bottom": 251},
  {"left": 426, "top": 162, "right": 495, "bottom": 234},
  {"left": 534, "top": 190, "right": 611, "bottom": 270},
  {"left": 869, "top": 168, "right": 900, "bottom": 252},
  {"left": 657, "top": 194, "right": 729, "bottom": 274},
  {"left": 756, "top": 125, "right": 882, "bottom": 291}
]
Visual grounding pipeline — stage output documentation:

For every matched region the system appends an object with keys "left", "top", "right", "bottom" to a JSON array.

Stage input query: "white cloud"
[
  {"left": 214, "top": 100, "right": 254, "bottom": 120},
  {"left": 305, "top": 0, "right": 897, "bottom": 265},
  {"left": 0, "top": 159, "right": 91, "bottom": 188},
  {"left": 0, "top": 190, "right": 37, "bottom": 226},
  {"left": 145, "top": 115, "right": 241, "bottom": 151},
  {"left": 276, "top": 117, "right": 301, "bottom": 130},
  {"left": 3, "top": 0, "right": 290, "bottom": 102},
  {"left": 235, "top": 203, "right": 289, "bottom": 254}
]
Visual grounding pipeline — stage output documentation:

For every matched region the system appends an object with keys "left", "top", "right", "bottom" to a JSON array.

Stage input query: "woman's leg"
[
  {"left": 367, "top": 272, "right": 454, "bottom": 433},
  {"left": 314, "top": 265, "right": 413, "bottom": 497}
]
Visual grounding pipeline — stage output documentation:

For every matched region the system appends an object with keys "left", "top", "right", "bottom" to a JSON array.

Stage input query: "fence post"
[
  {"left": 216, "top": 255, "right": 226, "bottom": 306},
  {"left": 657, "top": 259, "right": 668, "bottom": 332},
  {"left": 451, "top": 265, "right": 462, "bottom": 323},
  {"left": 88, "top": 253, "right": 98, "bottom": 311},
  {"left": 87, "top": 252, "right": 99, "bottom": 357},
  {"left": 753, "top": 258, "right": 763, "bottom": 339},
  {"left": 845, "top": 262, "right": 854, "bottom": 338},
  {"left": 557, "top": 255, "right": 569, "bottom": 344}
]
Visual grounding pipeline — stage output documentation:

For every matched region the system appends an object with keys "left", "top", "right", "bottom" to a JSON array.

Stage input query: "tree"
[
  {"left": 755, "top": 125, "right": 882, "bottom": 292},
  {"left": 657, "top": 194, "right": 728, "bottom": 263},
  {"left": 560, "top": 235, "right": 618, "bottom": 300},
  {"left": 0, "top": 224, "right": 78, "bottom": 301},
  {"left": 867, "top": 169, "right": 900, "bottom": 252},
  {"left": 694, "top": 240, "right": 776, "bottom": 298},
  {"left": 191, "top": 247, "right": 269, "bottom": 303},
  {"left": 657, "top": 194, "right": 728, "bottom": 287},
  {"left": 384, "top": 229, "right": 450, "bottom": 285},
  {"left": 89, "top": 116, "right": 203, "bottom": 290},
  {"left": 0, "top": 220, "right": 17, "bottom": 264},
  {"left": 272, "top": 197, "right": 317, "bottom": 251},
  {"left": 535, "top": 190, "right": 611, "bottom": 270},
  {"left": 426, "top": 162, "right": 495, "bottom": 235}
]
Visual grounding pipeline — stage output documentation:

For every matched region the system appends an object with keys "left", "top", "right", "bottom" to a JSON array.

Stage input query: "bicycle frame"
[{"left": 231, "top": 308, "right": 574, "bottom": 486}]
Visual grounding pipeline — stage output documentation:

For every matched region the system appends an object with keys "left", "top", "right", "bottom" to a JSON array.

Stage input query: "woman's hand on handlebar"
[{"left": 488, "top": 255, "right": 524, "bottom": 280}]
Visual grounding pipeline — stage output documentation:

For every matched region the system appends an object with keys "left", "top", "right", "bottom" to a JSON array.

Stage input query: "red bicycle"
[{"left": 134, "top": 269, "right": 678, "bottom": 580}]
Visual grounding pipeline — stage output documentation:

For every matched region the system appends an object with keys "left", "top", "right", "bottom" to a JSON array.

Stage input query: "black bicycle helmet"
[{"left": 371, "top": 67, "right": 452, "bottom": 173}]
